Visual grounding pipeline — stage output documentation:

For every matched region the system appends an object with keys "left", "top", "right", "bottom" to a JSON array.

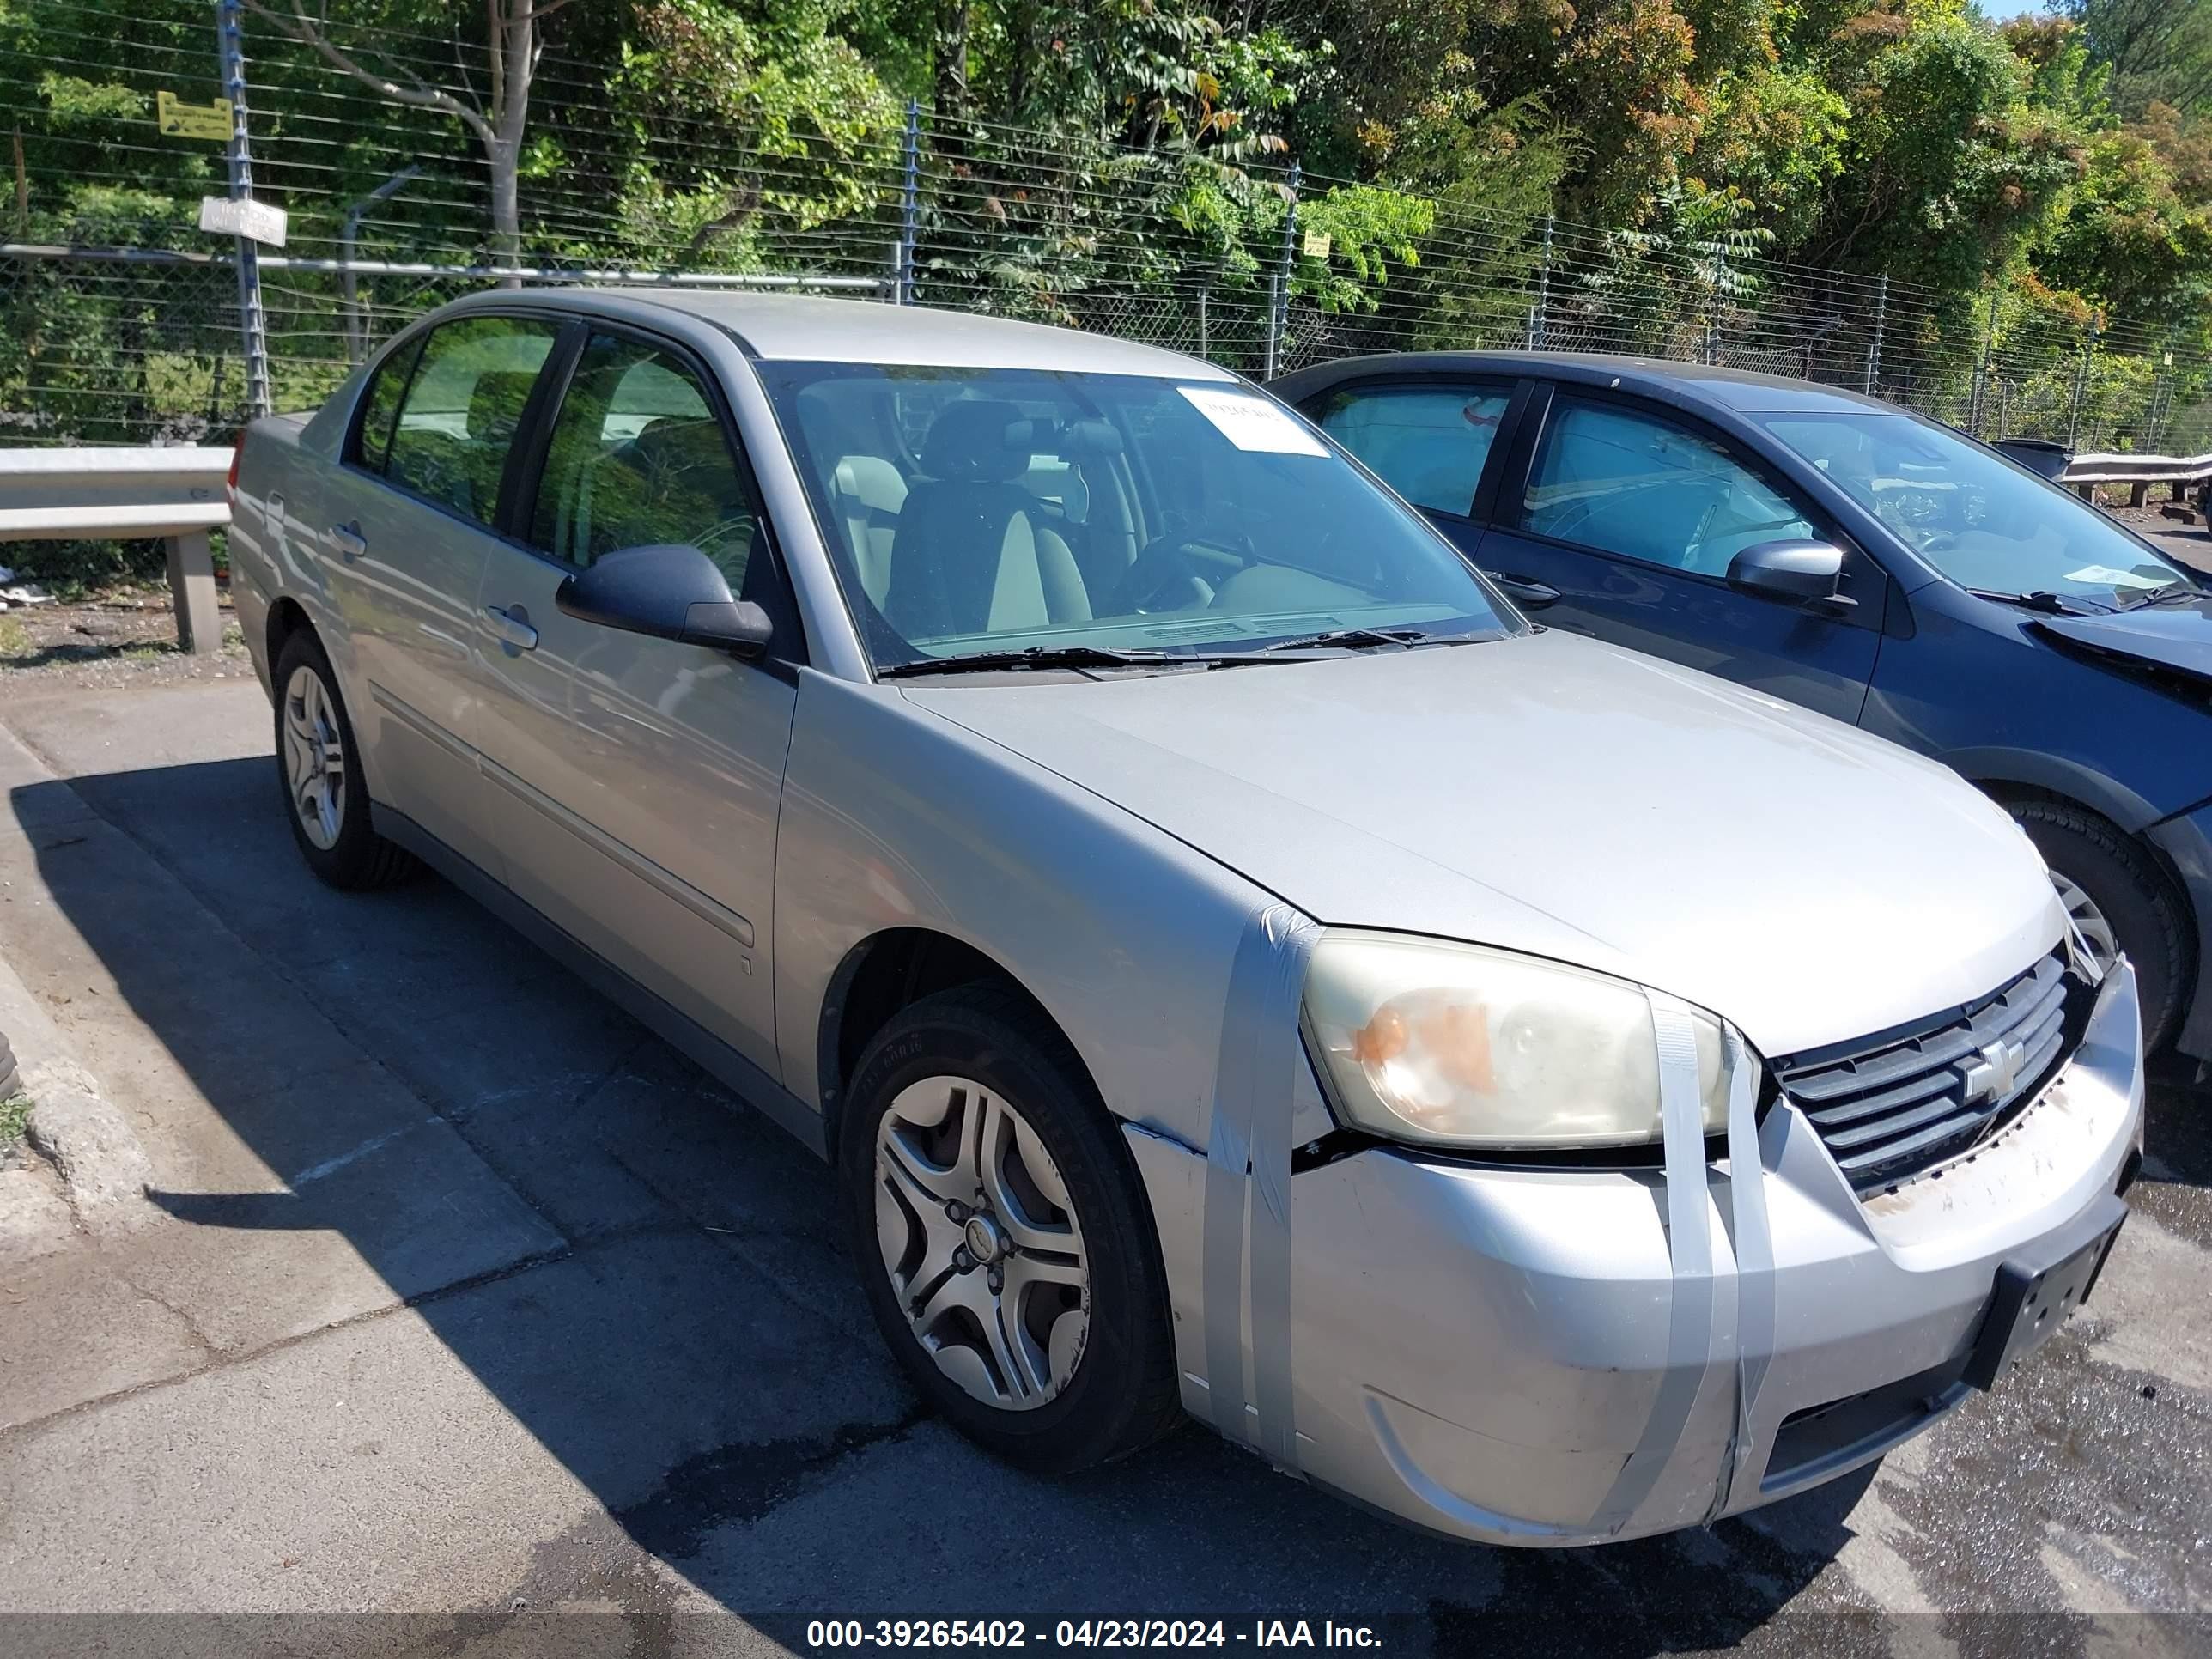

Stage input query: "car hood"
[
  {"left": 2031, "top": 596, "right": 2212, "bottom": 687},
  {"left": 902, "top": 630, "right": 2064, "bottom": 1058}
]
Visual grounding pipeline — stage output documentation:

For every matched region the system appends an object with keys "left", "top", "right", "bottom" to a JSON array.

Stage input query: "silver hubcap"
[
  {"left": 2053, "top": 869, "right": 2119, "bottom": 970},
  {"left": 873, "top": 1076, "right": 1089, "bottom": 1411},
  {"left": 282, "top": 664, "right": 347, "bottom": 851}
]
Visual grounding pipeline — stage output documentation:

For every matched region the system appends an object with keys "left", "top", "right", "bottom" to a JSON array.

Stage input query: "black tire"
[
  {"left": 271, "top": 629, "right": 418, "bottom": 891},
  {"left": 838, "top": 985, "right": 1182, "bottom": 1474},
  {"left": 2011, "top": 799, "right": 2190, "bottom": 1049}
]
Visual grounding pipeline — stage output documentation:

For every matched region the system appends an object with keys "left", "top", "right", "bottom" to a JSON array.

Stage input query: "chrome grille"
[{"left": 1773, "top": 952, "right": 2077, "bottom": 1194}]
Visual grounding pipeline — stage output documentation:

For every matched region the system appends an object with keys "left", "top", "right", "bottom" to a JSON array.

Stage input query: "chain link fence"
[{"left": 5, "top": 0, "right": 2211, "bottom": 458}]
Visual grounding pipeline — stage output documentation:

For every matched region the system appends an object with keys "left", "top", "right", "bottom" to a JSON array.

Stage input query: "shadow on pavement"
[{"left": 11, "top": 750, "right": 1869, "bottom": 1650}]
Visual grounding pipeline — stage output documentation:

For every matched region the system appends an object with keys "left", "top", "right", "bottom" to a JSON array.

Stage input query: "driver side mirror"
[
  {"left": 554, "top": 543, "right": 774, "bottom": 656},
  {"left": 1726, "top": 539, "right": 1856, "bottom": 610}
]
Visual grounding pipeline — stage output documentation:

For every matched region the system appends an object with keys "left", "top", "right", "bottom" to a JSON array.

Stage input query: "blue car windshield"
[
  {"left": 758, "top": 362, "right": 1517, "bottom": 669},
  {"left": 1759, "top": 411, "right": 2193, "bottom": 611}
]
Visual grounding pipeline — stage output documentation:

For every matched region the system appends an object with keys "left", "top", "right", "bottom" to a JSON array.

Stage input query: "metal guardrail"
[
  {"left": 2061, "top": 451, "right": 2212, "bottom": 510},
  {"left": 0, "top": 446, "right": 232, "bottom": 653}
]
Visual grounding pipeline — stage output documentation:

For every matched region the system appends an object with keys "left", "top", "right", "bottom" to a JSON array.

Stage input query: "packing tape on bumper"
[
  {"left": 1592, "top": 991, "right": 1720, "bottom": 1533},
  {"left": 1201, "top": 902, "right": 1321, "bottom": 1470},
  {"left": 1594, "top": 997, "right": 1778, "bottom": 1534},
  {"left": 1715, "top": 1024, "right": 1775, "bottom": 1520}
]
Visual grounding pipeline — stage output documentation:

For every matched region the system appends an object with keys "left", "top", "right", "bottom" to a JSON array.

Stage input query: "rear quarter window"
[{"left": 351, "top": 334, "right": 424, "bottom": 475}]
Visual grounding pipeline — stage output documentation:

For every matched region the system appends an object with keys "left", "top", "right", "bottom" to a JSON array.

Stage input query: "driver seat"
[{"left": 884, "top": 401, "right": 1091, "bottom": 638}]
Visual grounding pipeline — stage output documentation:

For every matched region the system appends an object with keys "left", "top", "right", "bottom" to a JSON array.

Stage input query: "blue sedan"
[{"left": 1274, "top": 352, "right": 2212, "bottom": 1062}]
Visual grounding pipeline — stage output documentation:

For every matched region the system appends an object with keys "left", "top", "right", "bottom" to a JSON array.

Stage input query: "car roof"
[
  {"left": 442, "top": 287, "right": 1239, "bottom": 380},
  {"left": 1273, "top": 349, "right": 1901, "bottom": 416}
]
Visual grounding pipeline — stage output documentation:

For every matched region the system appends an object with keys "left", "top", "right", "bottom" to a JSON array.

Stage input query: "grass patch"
[
  {"left": 0, "top": 1091, "right": 31, "bottom": 1156},
  {"left": 0, "top": 617, "right": 30, "bottom": 659}
]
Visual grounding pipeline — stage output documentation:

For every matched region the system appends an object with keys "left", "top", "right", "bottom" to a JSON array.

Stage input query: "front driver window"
[
  {"left": 1523, "top": 399, "right": 1813, "bottom": 576},
  {"left": 530, "top": 332, "right": 761, "bottom": 592},
  {"left": 384, "top": 315, "right": 561, "bottom": 528},
  {"left": 1316, "top": 383, "right": 1511, "bottom": 516}
]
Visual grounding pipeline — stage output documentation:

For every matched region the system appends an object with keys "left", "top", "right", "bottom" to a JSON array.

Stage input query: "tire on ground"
[
  {"left": 838, "top": 984, "right": 1182, "bottom": 1474},
  {"left": 2011, "top": 799, "right": 2189, "bottom": 1049},
  {"left": 271, "top": 628, "right": 419, "bottom": 891}
]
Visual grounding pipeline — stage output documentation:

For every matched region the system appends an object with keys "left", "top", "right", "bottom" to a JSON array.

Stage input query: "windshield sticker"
[
  {"left": 2063, "top": 564, "right": 2171, "bottom": 590},
  {"left": 1177, "top": 386, "right": 1328, "bottom": 456}
]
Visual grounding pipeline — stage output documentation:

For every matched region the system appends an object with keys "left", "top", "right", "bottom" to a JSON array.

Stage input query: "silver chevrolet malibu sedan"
[{"left": 229, "top": 289, "right": 2144, "bottom": 1545}]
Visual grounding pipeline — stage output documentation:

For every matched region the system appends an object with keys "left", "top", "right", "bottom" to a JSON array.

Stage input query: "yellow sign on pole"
[
  {"left": 157, "top": 91, "right": 233, "bottom": 142},
  {"left": 1302, "top": 229, "right": 1333, "bottom": 260}
]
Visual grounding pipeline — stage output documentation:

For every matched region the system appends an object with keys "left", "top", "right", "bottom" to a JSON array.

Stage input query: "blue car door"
[{"left": 1478, "top": 385, "right": 1887, "bottom": 723}]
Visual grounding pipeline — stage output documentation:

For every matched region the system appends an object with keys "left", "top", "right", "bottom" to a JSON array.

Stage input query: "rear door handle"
[
  {"left": 1492, "top": 573, "right": 1561, "bottom": 610},
  {"left": 484, "top": 604, "right": 538, "bottom": 652},
  {"left": 329, "top": 522, "right": 366, "bottom": 562}
]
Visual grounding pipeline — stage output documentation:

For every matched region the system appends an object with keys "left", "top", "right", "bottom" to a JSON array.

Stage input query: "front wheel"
[
  {"left": 272, "top": 629, "right": 418, "bottom": 891},
  {"left": 2012, "top": 801, "right": 2188, "bottom": 1048},
  {"left": 838, "top": 987, "right": 1181, "bottom": 1474}
]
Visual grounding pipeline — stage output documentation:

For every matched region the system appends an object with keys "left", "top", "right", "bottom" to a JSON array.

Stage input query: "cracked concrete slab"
[
  {"left": 0, "top": 1229, "right": 908, "bottom": 1613},
  {"left": 0, "top": 1248, "right": 210, "bottom": 1430}
]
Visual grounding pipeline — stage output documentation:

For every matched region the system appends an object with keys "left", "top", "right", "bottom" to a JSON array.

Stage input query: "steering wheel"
[
  {"left": 1915, "top": 530, "right": 1960, "bottom": 555},
  {"left": 1108, "top": 532, "right": 1231, "bottom": 615}
]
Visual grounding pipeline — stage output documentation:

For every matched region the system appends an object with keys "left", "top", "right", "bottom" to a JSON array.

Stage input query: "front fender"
[{"left": 771, "top": 671, "right": 1310, "bottom": 1154}]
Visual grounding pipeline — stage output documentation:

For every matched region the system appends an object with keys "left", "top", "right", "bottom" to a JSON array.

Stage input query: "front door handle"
[
  {"left": 1492, "top": 573, "right": 1561, "bottom": 610},
  {"left": 485, "top": 604, "right": 539, "bottom": 652},
  {"left": 329, "top": 522, "right": 366, "bottom": 562}
]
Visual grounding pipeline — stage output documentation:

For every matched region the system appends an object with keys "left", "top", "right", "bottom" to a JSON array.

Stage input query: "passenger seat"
[
  {"left": 833, "top": 454, "right": 908, "bottom": 607},
  {"left": 884, "top": 400, "right": 1091, "bottom": 638}
]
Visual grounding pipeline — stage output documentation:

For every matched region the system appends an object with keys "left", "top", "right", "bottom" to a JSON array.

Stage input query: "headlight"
[{"left": 1301, "top": 931, "right": 1733, "bottom": 1150}]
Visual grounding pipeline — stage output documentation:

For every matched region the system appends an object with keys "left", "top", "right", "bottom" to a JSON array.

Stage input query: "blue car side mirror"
[{"left": 1728, "top": 538, "right": 1856, "bottom": 610}]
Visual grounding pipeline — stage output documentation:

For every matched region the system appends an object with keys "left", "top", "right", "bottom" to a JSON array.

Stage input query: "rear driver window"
[
  {"left": 1316, "top": 383, "right": 1510, "bottom": 516},
  {"left": 385, "top": 316, "right": 561, "bottom": 529}
]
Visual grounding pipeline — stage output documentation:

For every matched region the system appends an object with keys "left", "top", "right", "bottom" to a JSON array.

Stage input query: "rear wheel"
[
  {"left": 2011, "top": 800, "right": 2188, "bottom": 1048},
  {"left": 838, "top": 987, "right": 1181, "bottom": 1474},
  {"left": 272, "top": 629, "right": 417, "bottom": 891}
]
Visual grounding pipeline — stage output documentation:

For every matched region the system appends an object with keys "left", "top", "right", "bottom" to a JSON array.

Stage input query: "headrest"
[
  {"left": 920, "top": 399, "right": 1032, "bottom": 483},
  {"left": 468, "top": 371, "right": 539, "bottom": 441},
  {"left": 624, "top": 416, "right": 727, "bottom": 471}
]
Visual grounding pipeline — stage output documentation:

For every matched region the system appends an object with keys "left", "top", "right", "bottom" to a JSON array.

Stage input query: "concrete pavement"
[{"left": 2, "top": 676, "right": 2210, "bottom": 1655}]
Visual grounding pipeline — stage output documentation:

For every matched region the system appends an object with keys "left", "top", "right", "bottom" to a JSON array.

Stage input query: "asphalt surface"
[{"left": 0, "top": 677, "right": 2209, "bottom": 1659}]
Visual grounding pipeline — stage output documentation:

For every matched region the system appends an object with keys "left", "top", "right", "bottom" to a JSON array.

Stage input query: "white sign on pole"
[{"left": 199, "top": 195, "right": 288, "bottom": 248}]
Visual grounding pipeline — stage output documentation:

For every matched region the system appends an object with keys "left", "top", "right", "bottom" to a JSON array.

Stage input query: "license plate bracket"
[{"left": 1962, "top": 1194, "right": 2128, "bottom": 1392}]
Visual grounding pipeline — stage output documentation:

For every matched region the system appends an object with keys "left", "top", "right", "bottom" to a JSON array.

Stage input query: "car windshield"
[
  {"left": 1759, "top": 410, "right": 2194, "bottom": 611},
  {"left": 757, "top": 362, "right": 1517, "bottom": 671}
]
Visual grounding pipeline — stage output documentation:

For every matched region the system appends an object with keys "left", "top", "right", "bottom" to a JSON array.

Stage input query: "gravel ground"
[{"left": 0, "top": 589, "right": 252, "bottom": 687}]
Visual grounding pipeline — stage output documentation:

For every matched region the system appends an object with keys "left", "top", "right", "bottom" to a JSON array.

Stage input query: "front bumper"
[{"left": 1127, "top": 959, "right": 2144, "bottom": 1547}]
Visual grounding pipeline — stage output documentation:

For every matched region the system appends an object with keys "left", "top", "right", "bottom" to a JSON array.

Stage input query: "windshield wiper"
[
  {"left": 880, "top": 627, "right": 1490, "bottom": 678},
  {"left": 1251, "top": 626, "right": 1473, "bottom": 653},
  {"left": 1965, "top": 587, "right": 2110, "bottom": 617},
  {"left": 878, "top": 644, "right": 1180, "bottom": 678},
  {"left": 2119, "top": 581, "right": 2210, "bottom": 611}
]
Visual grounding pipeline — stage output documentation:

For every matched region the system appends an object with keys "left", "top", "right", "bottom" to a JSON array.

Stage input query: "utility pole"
[
  {"left": 895, "top": 99, "right": 920, "bottom": 307},
  {"left": 1264, "top": 162, "right": 1299, "bottom": 380},
  {"left": 2067, "top": 319, "right": 2097, "bottom": 451},
  {"left": 340, "top": 165, "right": 421, "bottom": 363},
  {"left": 216, "top": 0, "right": 271, "bottom": 418},
  {"left": 1527, "top": 215, "right": 1553, "bottom": 350},
  {"left": 1967, "top": 288, "right": 1998, "bottom": 439},
  {"left": 1863, "top": 273, "right": 1887, "bottom": 398}
]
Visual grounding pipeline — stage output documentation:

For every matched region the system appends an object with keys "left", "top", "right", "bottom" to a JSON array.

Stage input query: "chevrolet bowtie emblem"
[{"left": 1962, "top": 1036, "right": 2027, "bottom": 1106}]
